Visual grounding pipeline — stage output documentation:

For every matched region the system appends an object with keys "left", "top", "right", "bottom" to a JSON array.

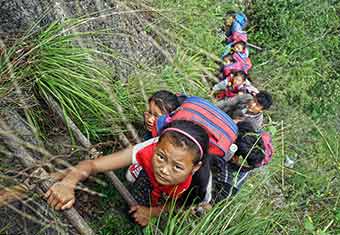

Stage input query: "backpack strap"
[
  {"left": 151, "top": 114, "right": 172, "bottom": 137},
  {"left": 257, "top": 131, "right": 274, "bottom": 167}
]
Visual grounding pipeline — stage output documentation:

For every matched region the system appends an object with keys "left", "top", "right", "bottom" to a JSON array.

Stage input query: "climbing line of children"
[
  {"left": 209, "top": 12, "right": 274, "bottom": 199},
  {"left": 44, "top": 12, "right": 274, "bottom": 227}
]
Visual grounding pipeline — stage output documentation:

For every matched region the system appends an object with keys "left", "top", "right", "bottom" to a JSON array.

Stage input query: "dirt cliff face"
[
  {"left": 0, "top": 0, "right": 170, "bottom": 79},
  {"left": 0, "top": 2, "right": 171, "bottom": 234}
]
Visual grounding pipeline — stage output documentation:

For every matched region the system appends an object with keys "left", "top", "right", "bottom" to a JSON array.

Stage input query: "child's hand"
[
  {"left": 129, "top": 205, "right": 151, "bottom": 227},
  {"left": 191, "top": 202, "right": 212, "bottom": 216},
  {"left": 49, "top": 169, "right": 68, "bottom": 182},
  {"left": 209, "top": 91, "right": 219, "bottom": 103},
  {"left": 44, "top": 181, "right": 75, "bottom": 210}
]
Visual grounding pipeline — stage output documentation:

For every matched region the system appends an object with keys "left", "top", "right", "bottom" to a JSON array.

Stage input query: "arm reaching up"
[{"left": 44, "top": 146, "right": 133, "bottom": 210}]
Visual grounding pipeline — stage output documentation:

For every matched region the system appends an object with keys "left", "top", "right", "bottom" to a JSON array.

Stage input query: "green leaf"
[
  {"left": 335, "top": 210, "right": 340, "bottom": 222},
  {"left": 304, "top": 217, "right": 315, "bottom": 232}
]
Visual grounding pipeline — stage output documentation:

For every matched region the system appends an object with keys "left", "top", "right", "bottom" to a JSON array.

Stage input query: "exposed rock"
[{"left": 0, "top": 0, "right": 172, "bottom": 80}]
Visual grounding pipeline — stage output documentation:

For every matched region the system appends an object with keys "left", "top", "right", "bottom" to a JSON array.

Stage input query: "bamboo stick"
[
  {"left": 0, "top": 114, "right": 95, "bottom": 235},
  {"left": 247, "top": 42, "right": 263, "bottom": 51},
  {"left": 0, "top": 183, "right": 29, "bottom": 207},
  {"left": 46, "top": 95, "right": 164, "bottom": 234},
  {"left": 45, "top": 95, "right": 138, "bottom": 207}
]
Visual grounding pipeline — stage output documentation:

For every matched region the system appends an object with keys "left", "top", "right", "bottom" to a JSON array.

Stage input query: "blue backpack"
[{"left": 226, "top": 12, "right": 248, "bottom": 37}]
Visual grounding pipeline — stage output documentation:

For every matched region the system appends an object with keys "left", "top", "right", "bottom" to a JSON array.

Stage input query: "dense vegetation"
[
  {"left": 143, "top": 0, "right": 340, "bottom": 234},
  {"left": 0, "top": 0, "right": 339, "bottom": 234}
]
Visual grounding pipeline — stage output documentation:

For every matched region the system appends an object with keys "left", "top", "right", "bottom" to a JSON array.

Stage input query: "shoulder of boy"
[{"left": 132, "top": 137, "right": 159, "bottom": 164}]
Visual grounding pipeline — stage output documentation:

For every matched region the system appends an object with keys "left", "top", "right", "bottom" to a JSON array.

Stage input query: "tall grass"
[
  {"left": 144, "top": 120, "right": 339, "bottom": 234},
  {"left": 248, "top": 0, "right": 340, "bottom": 119},
  {"left": 141, "top": 0, "right": 340, "bottom": 234},
  {"left": 1, "top": 18, "right": 119, "bottom": 139},
  {"left": 1, "top": 0, "right": 339, "bottom": 234},
  {"left": 1, "top": 16, "right": 209, "bottom": 141}
]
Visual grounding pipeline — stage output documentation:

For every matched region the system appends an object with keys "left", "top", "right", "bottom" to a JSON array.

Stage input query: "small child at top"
[
  {"left": 144, "top": 90, "right": 181, "bottom": 140},
  {"left": 45, "top": 120, "right": 209, "bottom": 227},
  {"left": 223, "top": 12, "right": 248, "bottom": 38}
]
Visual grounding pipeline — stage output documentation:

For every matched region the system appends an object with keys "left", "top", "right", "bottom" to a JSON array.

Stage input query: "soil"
[{"left": 0, "top": 107, "right": 144, "bottom": 234}]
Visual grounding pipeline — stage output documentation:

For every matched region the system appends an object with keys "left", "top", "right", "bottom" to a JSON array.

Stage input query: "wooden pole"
[
  {"left": 0, "top": 183, "right": 29, "bottom": 207},
  {"left": 247, "top": 42, "right": 263, "bottom": 51},
  {"left": 46, "top": 95, "right": 164, "bottom": 234},
  {"left": 0, "top": 114, "right": 95, "bottom": 235},
  {"left": 45, "top": 95, "right": 138, "bottom": 207}
]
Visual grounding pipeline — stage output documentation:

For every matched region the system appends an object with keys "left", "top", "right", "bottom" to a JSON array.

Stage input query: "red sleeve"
[{"left": 132, "top": 138, "right": 158, "bottom": 165}]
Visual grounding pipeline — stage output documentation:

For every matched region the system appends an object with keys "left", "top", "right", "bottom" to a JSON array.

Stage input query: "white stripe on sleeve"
[{"left": 131, "top": 137, "right": 159, "bottom": 164}]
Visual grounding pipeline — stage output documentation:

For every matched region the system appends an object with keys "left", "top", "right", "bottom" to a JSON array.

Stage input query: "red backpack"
[
  {"left": 256, "top": 131, "right": 274, "bottom": 167},
  {"left": 151, "top": 96, "right": 238, "bottom": 158}
]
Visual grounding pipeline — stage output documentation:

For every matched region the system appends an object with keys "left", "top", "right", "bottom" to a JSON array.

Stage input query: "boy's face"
[
  {"left": 248, "top": 98, "right": 263, "bottom": 114},
  {"left": 225, "top": 16, "right": 234, "bottom": 28},
  {"left": 152, "top": 135, "right": 201, "bottom": 186},
  {"left": 144, "top": 100, "right": 163, "bottom": 131},
  {"left": 233, "top": 74, "right": 245, "bottom": 87},
  {"left": 233, "top": 43, "right": 245, "bottom": 53}
]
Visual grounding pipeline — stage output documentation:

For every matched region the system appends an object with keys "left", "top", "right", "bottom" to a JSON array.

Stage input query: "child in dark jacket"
[{"left": 217, "top": 91, "right": 273, "bottom": 131}]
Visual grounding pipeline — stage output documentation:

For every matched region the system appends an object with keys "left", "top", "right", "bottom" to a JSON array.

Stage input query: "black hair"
[
  {"left": 222, "top": 53, "right": 236, "bottom": 63},
  {"left": 159, "top": 120, "right": 209, "bottom": 165},
  {"left": 232, "top": 70, "right": 248, "bottom": 81},
  {"left": 233, "top": 41, "right": 246, "bottom": 49},
  {"left": 176, "top": 93, "right": 188, "bottom": 106},
  {"left": 235, "top": 121, "right": 265, "bottom": 168},
  {"left": 255, "top": 91, "right": 273, "bottom": 110},
  {"left": 222, "top": 13, "right": 236, "bottom": 32},
  {"left": 148, "top": 90, "right": 180, "bottom": 114}
]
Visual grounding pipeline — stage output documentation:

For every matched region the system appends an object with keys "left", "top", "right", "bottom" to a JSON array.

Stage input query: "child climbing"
[
  {"left": 217, "top": 90, "right": 273, "bottom": 131},
  {"left": 44, "top": 120, "right": 209, "bottom": 227},
  {"left": 211, "top": 121, "right": 274, "bottom": 202},
  {"left": 216, "top": 53, "right": 237, "bottom": 81},
  {"left": 222, "top": 40, "right": 249, "bottom": 60},
  {"left": 129, "top": 90, "right": 187, "bottom": 186},
  {"left": 212, "top": 71, "right": 258, "bottom": 100},
  {"left": 143, "top": 90, "right": 181, "bottom": 140},
  {"left": 149, "top": 96, "right": 238, "bottom": 209},
  {"left": 223, "top": 12, "right": 248, "bottom": 39},
  {"left": 217, "top": 52, "right": 252, "bottom": 81}
]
